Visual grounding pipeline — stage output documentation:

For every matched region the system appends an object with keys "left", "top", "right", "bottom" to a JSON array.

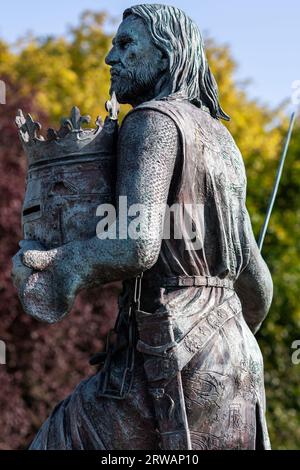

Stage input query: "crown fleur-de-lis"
[
  {"left": 105, "top": 92, "right": 120, "bottom": 121},
  {"left": 15, "top": 98, "right": 119, "bottom": 151},
  {"left": 15, "top": 110, "right": 44, "bottom": 143},
  {"left": 95, "top": 115, "right": 104, "bottom": 131},
  {"left": 60, "top": 106, "right": 91, "bottom": 132}
]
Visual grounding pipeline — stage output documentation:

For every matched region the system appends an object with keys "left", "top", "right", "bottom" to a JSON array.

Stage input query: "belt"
[{"left": 143, "top": 275, "right": 234, "bottom": 289}]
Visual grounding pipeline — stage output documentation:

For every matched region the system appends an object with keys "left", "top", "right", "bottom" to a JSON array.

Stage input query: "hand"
[{"left": 13, "top": 241, "right": 82, "bottom": 323}]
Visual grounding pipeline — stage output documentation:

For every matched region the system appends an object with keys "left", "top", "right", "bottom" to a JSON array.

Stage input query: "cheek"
[
  {"left": 122, "top": 45, "right": 163, "bottom": 73},
  {"left": 120, "top": 46, "right": 139, "bottom": 68},
  {"left": 123, "top": 45, "right": 150, "bottom": 68},
  {"left": 144, "top": 47, "right": 164, "bottom": 70},
  {"left": 126, "top": 51, "right": 138, "bottom": 65}
]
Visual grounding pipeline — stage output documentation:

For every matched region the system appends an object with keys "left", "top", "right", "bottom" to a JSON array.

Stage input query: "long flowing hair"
[{"left": 123, "top": 4, "right": 230, "bottom": 121}]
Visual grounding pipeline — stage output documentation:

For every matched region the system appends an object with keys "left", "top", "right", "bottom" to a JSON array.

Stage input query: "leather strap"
[
  {"left": 135, "top": 304, "right": 192, "bottom": 450},
  {"left": 143, "top": 274, "right": 234, "bottom": 289},
  {"left": 148, "top": 372, "right": 192, "bottom": 450},
  {"left": 95, "top": 273, "right": 144, "bottom": 399}
]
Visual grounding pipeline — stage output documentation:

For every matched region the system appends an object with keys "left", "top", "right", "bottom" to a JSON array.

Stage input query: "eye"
[
  {"left": 119, "top": 38, "right": 132, "bottom": 50},
  {"left": 120, "top": 41, "right": 129, "bottom": 49}
]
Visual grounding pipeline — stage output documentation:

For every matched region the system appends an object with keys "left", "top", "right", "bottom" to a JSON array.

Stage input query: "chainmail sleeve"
[
  {"left": 114, "top": 108, "right": 181, "bottom": 272},
  {"left": 15, "top": 108, "right": 181, "bottom": 323},
  {"left": 63, "top": 107, "right": 183, "bottom": 288}
]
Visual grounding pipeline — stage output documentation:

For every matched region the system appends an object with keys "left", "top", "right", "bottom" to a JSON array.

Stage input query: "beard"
[{"left": 109, "top": 59, "right": 164, "bottom": 105}]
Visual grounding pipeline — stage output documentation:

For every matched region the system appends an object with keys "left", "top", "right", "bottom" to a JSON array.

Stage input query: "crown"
[{"left": 15, "top": 93, "right": 120, "bottom": 168}]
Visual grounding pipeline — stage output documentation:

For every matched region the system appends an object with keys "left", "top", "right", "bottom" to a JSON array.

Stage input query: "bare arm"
[{"left": 235, "top": 211, "right": 273, "bottom": 334}]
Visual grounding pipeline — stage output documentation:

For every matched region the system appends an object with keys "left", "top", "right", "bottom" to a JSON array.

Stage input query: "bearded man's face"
[{"left": 105, "top": 15, "right": 168, "bottom": 106}]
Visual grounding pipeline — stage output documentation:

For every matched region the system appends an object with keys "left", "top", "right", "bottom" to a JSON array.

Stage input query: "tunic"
[{"left": 30, "top": 98, "right": 270, "bottom": 450}]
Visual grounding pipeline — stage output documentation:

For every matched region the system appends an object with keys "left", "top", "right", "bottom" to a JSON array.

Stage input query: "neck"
[{"left": 130, "top": 75, "right": 172, "bottom": 108}]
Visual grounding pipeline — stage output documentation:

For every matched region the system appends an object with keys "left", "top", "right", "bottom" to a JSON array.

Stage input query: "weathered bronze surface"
[
  {"left": 14, "top": 98, "right": 118, "bottom": 323},
  {"left": 12, "top": 4, "right": 273, "bottom": 450},
  {"left": 17, "top": 104, "right": 118, "bottom": 249}
]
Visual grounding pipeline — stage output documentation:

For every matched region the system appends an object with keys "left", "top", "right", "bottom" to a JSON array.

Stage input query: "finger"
[
  {"left": 22, "top": 249, "right": 55, "bottom": 271},
  {"left": 22, "top": 250, "right": 46, "bottom": 270}
]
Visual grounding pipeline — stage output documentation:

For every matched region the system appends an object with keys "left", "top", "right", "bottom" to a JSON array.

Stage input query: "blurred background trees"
[{"left": 0, "top": 10, "right": 299, "bottom": 449}]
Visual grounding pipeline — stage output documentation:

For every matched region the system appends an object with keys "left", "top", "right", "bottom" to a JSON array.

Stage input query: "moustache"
[
  {"left": 110, "top": 68, "right": 133, "bottom": 79},
  {"left": 110, "top": 67, "right": 123, "bottom": 77}
]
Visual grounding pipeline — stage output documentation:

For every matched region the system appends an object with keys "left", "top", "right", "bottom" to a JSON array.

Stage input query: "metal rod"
[{"left": 258, "top": 112, "right": 297, "bottom": 252}]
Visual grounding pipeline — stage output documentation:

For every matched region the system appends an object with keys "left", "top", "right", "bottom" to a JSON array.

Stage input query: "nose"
[{"left": 105, "top": 47, "right": 119, "bottom": 66}]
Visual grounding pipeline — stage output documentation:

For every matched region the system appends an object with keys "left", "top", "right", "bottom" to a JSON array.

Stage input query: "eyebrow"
[{"left": 112, "top": 33, "right": 133, "bottom": 45}]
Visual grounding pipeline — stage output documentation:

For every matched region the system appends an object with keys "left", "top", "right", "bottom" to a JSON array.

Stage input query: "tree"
[
  {"left": 0, "top": 77, "right": 120, "bottom": 449},
  {"left": 0, "top": 12, "right": 114, "bottom": 125}
]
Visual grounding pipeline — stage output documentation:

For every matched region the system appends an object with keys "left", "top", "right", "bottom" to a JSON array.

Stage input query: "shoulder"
[{"left": 119, "top": 104, "right": 180, "bottom": 145}]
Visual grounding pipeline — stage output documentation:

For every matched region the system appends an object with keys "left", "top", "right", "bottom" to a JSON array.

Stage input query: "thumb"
[{"left": 22, "top": 250, "right": 53, "bottom": 271}]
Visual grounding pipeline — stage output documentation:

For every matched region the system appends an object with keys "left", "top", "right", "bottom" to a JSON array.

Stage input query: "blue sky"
[{"left": 0, "top": 0, "right": 299, "bottom": 110}]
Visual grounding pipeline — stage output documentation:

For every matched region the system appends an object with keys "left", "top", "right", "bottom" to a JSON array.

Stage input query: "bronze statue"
[{"left": 12, "top": 4, "right": 273, "bottom": 450}]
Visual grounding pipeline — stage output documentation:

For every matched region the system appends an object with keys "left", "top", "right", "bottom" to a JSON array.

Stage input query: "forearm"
[
  {"left": 20, "top": 108, "right": 180, "bottom": 322},
  {"left": 64, "top": 231, "right": 162, "bottom": 290},
  {"left": 235, "top": 242, "right": 273, "bottom": 334}
]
